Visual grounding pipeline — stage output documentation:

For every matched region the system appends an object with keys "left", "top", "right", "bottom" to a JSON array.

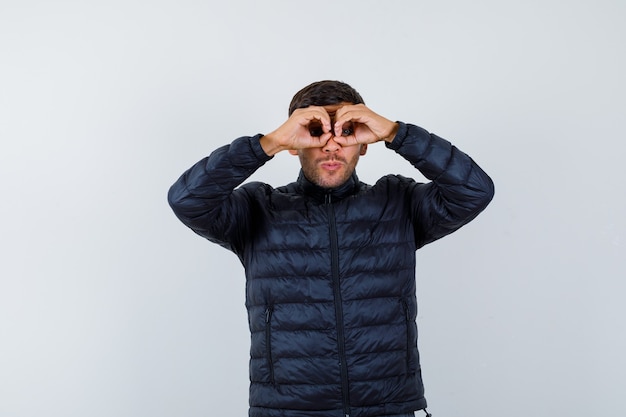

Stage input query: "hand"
[
  {"left": 260, "top": 106, "right": 334, "bottom": 156},
  {"left": 331, "top": 104, "right": 398, "bottom": 146}
]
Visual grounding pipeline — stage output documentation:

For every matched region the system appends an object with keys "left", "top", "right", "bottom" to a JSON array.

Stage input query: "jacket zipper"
[
  {"left": 401, "top": 299, "right": 411, "bottom": 372},
  {"left": 325, "top": 193, "right": 351, "bottom": 417},
  {"left": 265, "top": 305, "right": 275, "bottom": 385}
]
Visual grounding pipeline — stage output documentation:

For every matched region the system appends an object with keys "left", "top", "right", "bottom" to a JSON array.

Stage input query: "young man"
[{"left": 168, "top": 80, "right": 494, "bottom": 417}]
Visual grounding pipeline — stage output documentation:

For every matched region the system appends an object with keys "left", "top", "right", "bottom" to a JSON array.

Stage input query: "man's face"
[{"left": 289, "top": 103, "right": 367, "bottom": 189}]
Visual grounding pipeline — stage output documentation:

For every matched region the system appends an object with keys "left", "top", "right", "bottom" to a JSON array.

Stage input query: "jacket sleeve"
[
  {"left": 167, "top": 134, "right": 272, "bottom": 253},
  {"left": 386, "top": 122, "right": 495, "bottom": 248}
]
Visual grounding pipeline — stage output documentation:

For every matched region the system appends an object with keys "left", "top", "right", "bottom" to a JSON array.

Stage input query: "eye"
[
  {"left": 340, "top": 122, "right": 355, "bottom": 136},
  {"left": 309, "top": 127, "right": 324, "bottom": 137}
]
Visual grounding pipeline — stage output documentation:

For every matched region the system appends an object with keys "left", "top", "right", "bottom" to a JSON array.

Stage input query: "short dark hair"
[{"left": 288, "top": 80, "right": 365, "bottom": 115}]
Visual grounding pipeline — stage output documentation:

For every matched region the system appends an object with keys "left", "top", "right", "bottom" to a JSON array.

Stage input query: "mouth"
[{"left": 319, "top": 159, "right": 345, "bottom": 171}]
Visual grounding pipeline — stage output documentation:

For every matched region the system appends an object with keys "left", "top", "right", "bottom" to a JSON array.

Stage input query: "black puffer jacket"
[{"left": 168, "top": 122, "right": 494, "bottom": 417}]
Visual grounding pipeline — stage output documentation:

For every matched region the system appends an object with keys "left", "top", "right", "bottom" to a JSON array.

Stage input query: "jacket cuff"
[
  {"left": 250, "top": 134, "right": 274, "bottom": 163},
  {"left": 385, "top": 121, "right": 409, "bottom": 150}
]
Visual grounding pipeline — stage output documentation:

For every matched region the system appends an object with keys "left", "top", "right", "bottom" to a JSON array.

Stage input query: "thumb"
[{"left": 313, "top": 131, "right": 333, "bottom": 147}]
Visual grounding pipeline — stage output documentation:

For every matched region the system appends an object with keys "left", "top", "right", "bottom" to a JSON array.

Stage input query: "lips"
[{"left": 319, "top": 160, "right": 344, "bottom": 171}]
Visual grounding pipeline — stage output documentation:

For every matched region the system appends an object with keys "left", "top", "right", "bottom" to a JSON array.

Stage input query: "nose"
[{"left": 322, "top": 136, "right": 341, "bottom": 153}]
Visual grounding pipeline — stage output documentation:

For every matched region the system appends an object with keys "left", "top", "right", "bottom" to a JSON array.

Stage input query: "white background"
[{"left": 1, "top": 1, "right": 624, "bottom": 416}]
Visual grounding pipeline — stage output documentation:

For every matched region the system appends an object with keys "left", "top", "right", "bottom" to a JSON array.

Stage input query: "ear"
[
  {"left": 288, "top": 149, "right": 299, "bottom": 156},
  {"left": 359, "top": 144, "right": 368, "bottom": 155}
]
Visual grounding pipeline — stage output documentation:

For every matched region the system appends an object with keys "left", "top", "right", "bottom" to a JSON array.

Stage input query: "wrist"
[
  {"left": 381, "top": 122, "right": 399, "bottom": 143},
  {"left": 259, "top": 133, "right": 286, "bottom": 156}
]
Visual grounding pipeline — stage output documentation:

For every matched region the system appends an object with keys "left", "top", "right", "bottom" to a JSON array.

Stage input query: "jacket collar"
[{"left": 297, "top": 170, "right": 361, "bottom": 203}]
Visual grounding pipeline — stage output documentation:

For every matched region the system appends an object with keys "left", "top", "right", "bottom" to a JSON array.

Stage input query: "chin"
[
  {"left": 320, "top": 178, "right": 347, "bottom": 189},
  {"left": 306, "top": 169, "right": 349, "bottom": 189}
]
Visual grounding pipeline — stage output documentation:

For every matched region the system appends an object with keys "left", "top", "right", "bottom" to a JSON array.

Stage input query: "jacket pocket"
[{"left": 265, "top": 305, "right": 275, "bottom": 384}]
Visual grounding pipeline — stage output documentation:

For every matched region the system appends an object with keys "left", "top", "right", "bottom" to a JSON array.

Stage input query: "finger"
[
  {"left": 334, "top": 117, "right": 364, "bottom": 137},
  {"left": 333, "top": 109, "right": 370, "bottom": 136},
  {"left": 319, "top": 131, "right": 333, "bottom": 145},
  {"left": 308, "top": 131, "right": 333, "bottom": 148},
  {"left": 333, "top": 103, "right": 367, "bottom": 119},
  {"left": 335, "top": 121, "right": 355, "bottom": 138},
  {"left": 302, "top": 107, "right": 332, "bottom": 132},
  {"left": 332, "top": 135, "right": 359, "bottom": 147},
  {"left": 334, "top": 103, "right": 363, "bottom": 118}
]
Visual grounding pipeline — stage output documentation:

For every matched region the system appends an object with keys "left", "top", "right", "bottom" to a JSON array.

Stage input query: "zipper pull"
[{"left": 265, "top": 305, "right": 273, "bottom": 323}]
